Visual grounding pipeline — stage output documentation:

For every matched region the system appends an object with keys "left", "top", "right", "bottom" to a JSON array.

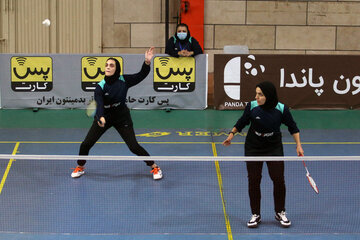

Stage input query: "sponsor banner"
[
  {"left": 0, "top": 54, "right": 207, "bottom": 109},
  {"left": 153, "top": 56, "right": 196, "bottom": 92},
  {"left": 11, "top": 56, "right": 53, "bottom": 92},
  {"left": 214, "top": 54, "right": 360, "bottom": 110},
  {"left": 135, "top": 130, "right": 246, "bottom": 138}
]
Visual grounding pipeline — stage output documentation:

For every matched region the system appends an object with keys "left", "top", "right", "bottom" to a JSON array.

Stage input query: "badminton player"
[
  {"left": 222, "top": 81, "right": 304, "bottom": 228},
  {"left": 71, "top": 47, "right": 163, "bottom": 180}
]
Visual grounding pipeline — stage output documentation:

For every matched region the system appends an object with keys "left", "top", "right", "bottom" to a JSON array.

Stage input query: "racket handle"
[
  {"left": 301, "top": 158, "right": 307, "bottom": 168},
  {"left": 304, "top": 165, "right": 310, "bottom": 175}
]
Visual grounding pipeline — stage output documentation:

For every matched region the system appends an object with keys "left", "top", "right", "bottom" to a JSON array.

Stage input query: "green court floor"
[{"left": 0, "top": 109, "right": 359, "bottom": 129}]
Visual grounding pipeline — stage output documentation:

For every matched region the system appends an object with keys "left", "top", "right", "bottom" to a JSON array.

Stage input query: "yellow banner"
[
  {"left": 11, "top": 56, "right": 53, "bottom": 92},
  {"left": 153, "top": 57, "right": 195, "bottom": 92}
]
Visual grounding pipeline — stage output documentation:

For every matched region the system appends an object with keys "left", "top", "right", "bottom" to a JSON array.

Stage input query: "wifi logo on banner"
[{"left": 10, "top": 56, "right": 53, "bottom": 92}]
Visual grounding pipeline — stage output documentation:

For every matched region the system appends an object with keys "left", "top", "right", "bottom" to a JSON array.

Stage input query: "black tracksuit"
[
  {"left": 78, "top": 62, "right": 154, "bottom": 167},
  {"left": 234, "top": 100, "right": 299, "bottom": 214}
]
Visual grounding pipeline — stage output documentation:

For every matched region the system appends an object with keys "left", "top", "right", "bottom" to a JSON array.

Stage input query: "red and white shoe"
[
  {"left": 150, "top": 167, "right": 163, "bottom": 180},
  {"left": 71, "top": 166, "right": 85, "bottom": 178}
]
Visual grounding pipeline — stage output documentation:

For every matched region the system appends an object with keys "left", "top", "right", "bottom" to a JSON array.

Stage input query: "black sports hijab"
[
  {"left": 256, "top": 81, "right": 278, "bottom": 110},
  {"left": 104, "top": 58, "right": 121, "bottom": 85}
]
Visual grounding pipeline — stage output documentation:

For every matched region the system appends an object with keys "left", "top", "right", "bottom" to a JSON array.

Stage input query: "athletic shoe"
[
  {"left": 275, "top": 211, "right": 291, "bottom": 227},
  {"left": 150, "top": 167, "right": 163, "bottom": 180},
  {"left": 247, "top": 214, "right": 261, "bottom": 228},
  {"left": 71, "top": 166, "right": 85, "bottom": 178}
]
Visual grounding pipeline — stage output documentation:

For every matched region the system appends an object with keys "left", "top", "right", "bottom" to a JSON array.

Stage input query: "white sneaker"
[
  {"left": 71, "top": 166, "right": 85, "bottom": 178},
  {"left": 247, "top": 214, "right": 261, "bottom": 228},
  {"left": 150, "top": 167, "right": 163, "bottom": 180},
  {"left": 275, "top": 211, "right": 291, "bottom": 227}
]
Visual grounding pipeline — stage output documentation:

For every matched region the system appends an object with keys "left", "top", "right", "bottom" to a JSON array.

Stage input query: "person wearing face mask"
[
  {"left": 165, "top": 23, "right": 203, "bottom": 57},
  {"left": 71, "top": 47, "right": 163, "bottom": 180},
  {"left": 222, "top": 81, "right": 304, "bottom": 228}
]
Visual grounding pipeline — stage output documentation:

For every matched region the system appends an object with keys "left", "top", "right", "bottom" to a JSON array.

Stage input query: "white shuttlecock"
[{"left": 42, "top": 19, "right": 51, "bottom": 27}]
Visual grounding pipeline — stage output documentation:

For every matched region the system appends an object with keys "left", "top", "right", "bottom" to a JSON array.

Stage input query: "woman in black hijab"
[
  {"left": 165, "top": 23, "right": 203, "bottom": 57},
  {"left": 223, "top": 81, "right": 304, "bottom": 228},
  {"left": 71, "top": 47, "right": 163, "bottom": 180}
]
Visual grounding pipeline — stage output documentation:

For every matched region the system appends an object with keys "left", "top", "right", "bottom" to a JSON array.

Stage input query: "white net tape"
[{"left": 0, "top": 154, "right": 359, "bottom": 161}]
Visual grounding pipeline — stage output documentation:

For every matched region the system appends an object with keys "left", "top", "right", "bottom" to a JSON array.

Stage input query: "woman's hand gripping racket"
[{"left": 302, "top": 158, "right": 319, "bottom": 194}]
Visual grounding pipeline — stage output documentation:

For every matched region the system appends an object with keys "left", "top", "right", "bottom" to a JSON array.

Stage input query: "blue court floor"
[{"left": 0, "top": 128, "right": 359, "bottom": 240}]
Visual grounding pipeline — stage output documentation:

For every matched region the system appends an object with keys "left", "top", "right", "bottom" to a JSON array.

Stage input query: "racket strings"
[{"left": 86, "top": 100, "right": 97, "bottom": 117}]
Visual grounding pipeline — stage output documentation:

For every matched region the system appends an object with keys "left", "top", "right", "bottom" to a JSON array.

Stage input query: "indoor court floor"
[{"left": 0, "top": 109, "right": 359, "bottom": 240}]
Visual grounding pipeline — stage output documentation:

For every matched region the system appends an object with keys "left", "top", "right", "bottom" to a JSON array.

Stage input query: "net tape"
[{"left": 0, "top": 154, "right": 359, "bottom": 161}]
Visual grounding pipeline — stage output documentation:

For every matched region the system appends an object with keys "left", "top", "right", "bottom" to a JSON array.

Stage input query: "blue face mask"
[{"left": 177, "top": 32, "right": 187, "bottom": 40}]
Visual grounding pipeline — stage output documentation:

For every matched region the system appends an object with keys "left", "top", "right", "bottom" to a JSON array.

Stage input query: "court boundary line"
[
  {"left": 0, "top": 142, "right": 19, "bottom": 194},
  {"left": 212, "top": 142, "right": 233, "bottom": 240}
]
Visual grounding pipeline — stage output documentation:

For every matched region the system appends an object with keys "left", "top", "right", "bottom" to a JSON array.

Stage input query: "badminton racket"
[
  {"left": 86, "top": 99, "right": 97, "bottom": 118},
  {"left": 302, "top": 159, "right": 319, "bottom": 194}
]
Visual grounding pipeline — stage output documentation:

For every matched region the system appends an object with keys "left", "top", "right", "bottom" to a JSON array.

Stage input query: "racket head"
[
  {"left": 306, "top": 172, "right": 319, "bottom": 194},
  {"left": 86, "top": 100, "right": 97, "bottom": 117}
]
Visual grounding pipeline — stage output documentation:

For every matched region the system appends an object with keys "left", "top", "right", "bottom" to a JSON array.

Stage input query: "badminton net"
[{"left": 0, "top": 153, "right": 359, "bottom": 236}]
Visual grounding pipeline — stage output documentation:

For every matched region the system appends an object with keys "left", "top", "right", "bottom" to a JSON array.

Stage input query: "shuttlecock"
[{"left": 42, "top": 19, "right": 51, "bottom": 27}]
